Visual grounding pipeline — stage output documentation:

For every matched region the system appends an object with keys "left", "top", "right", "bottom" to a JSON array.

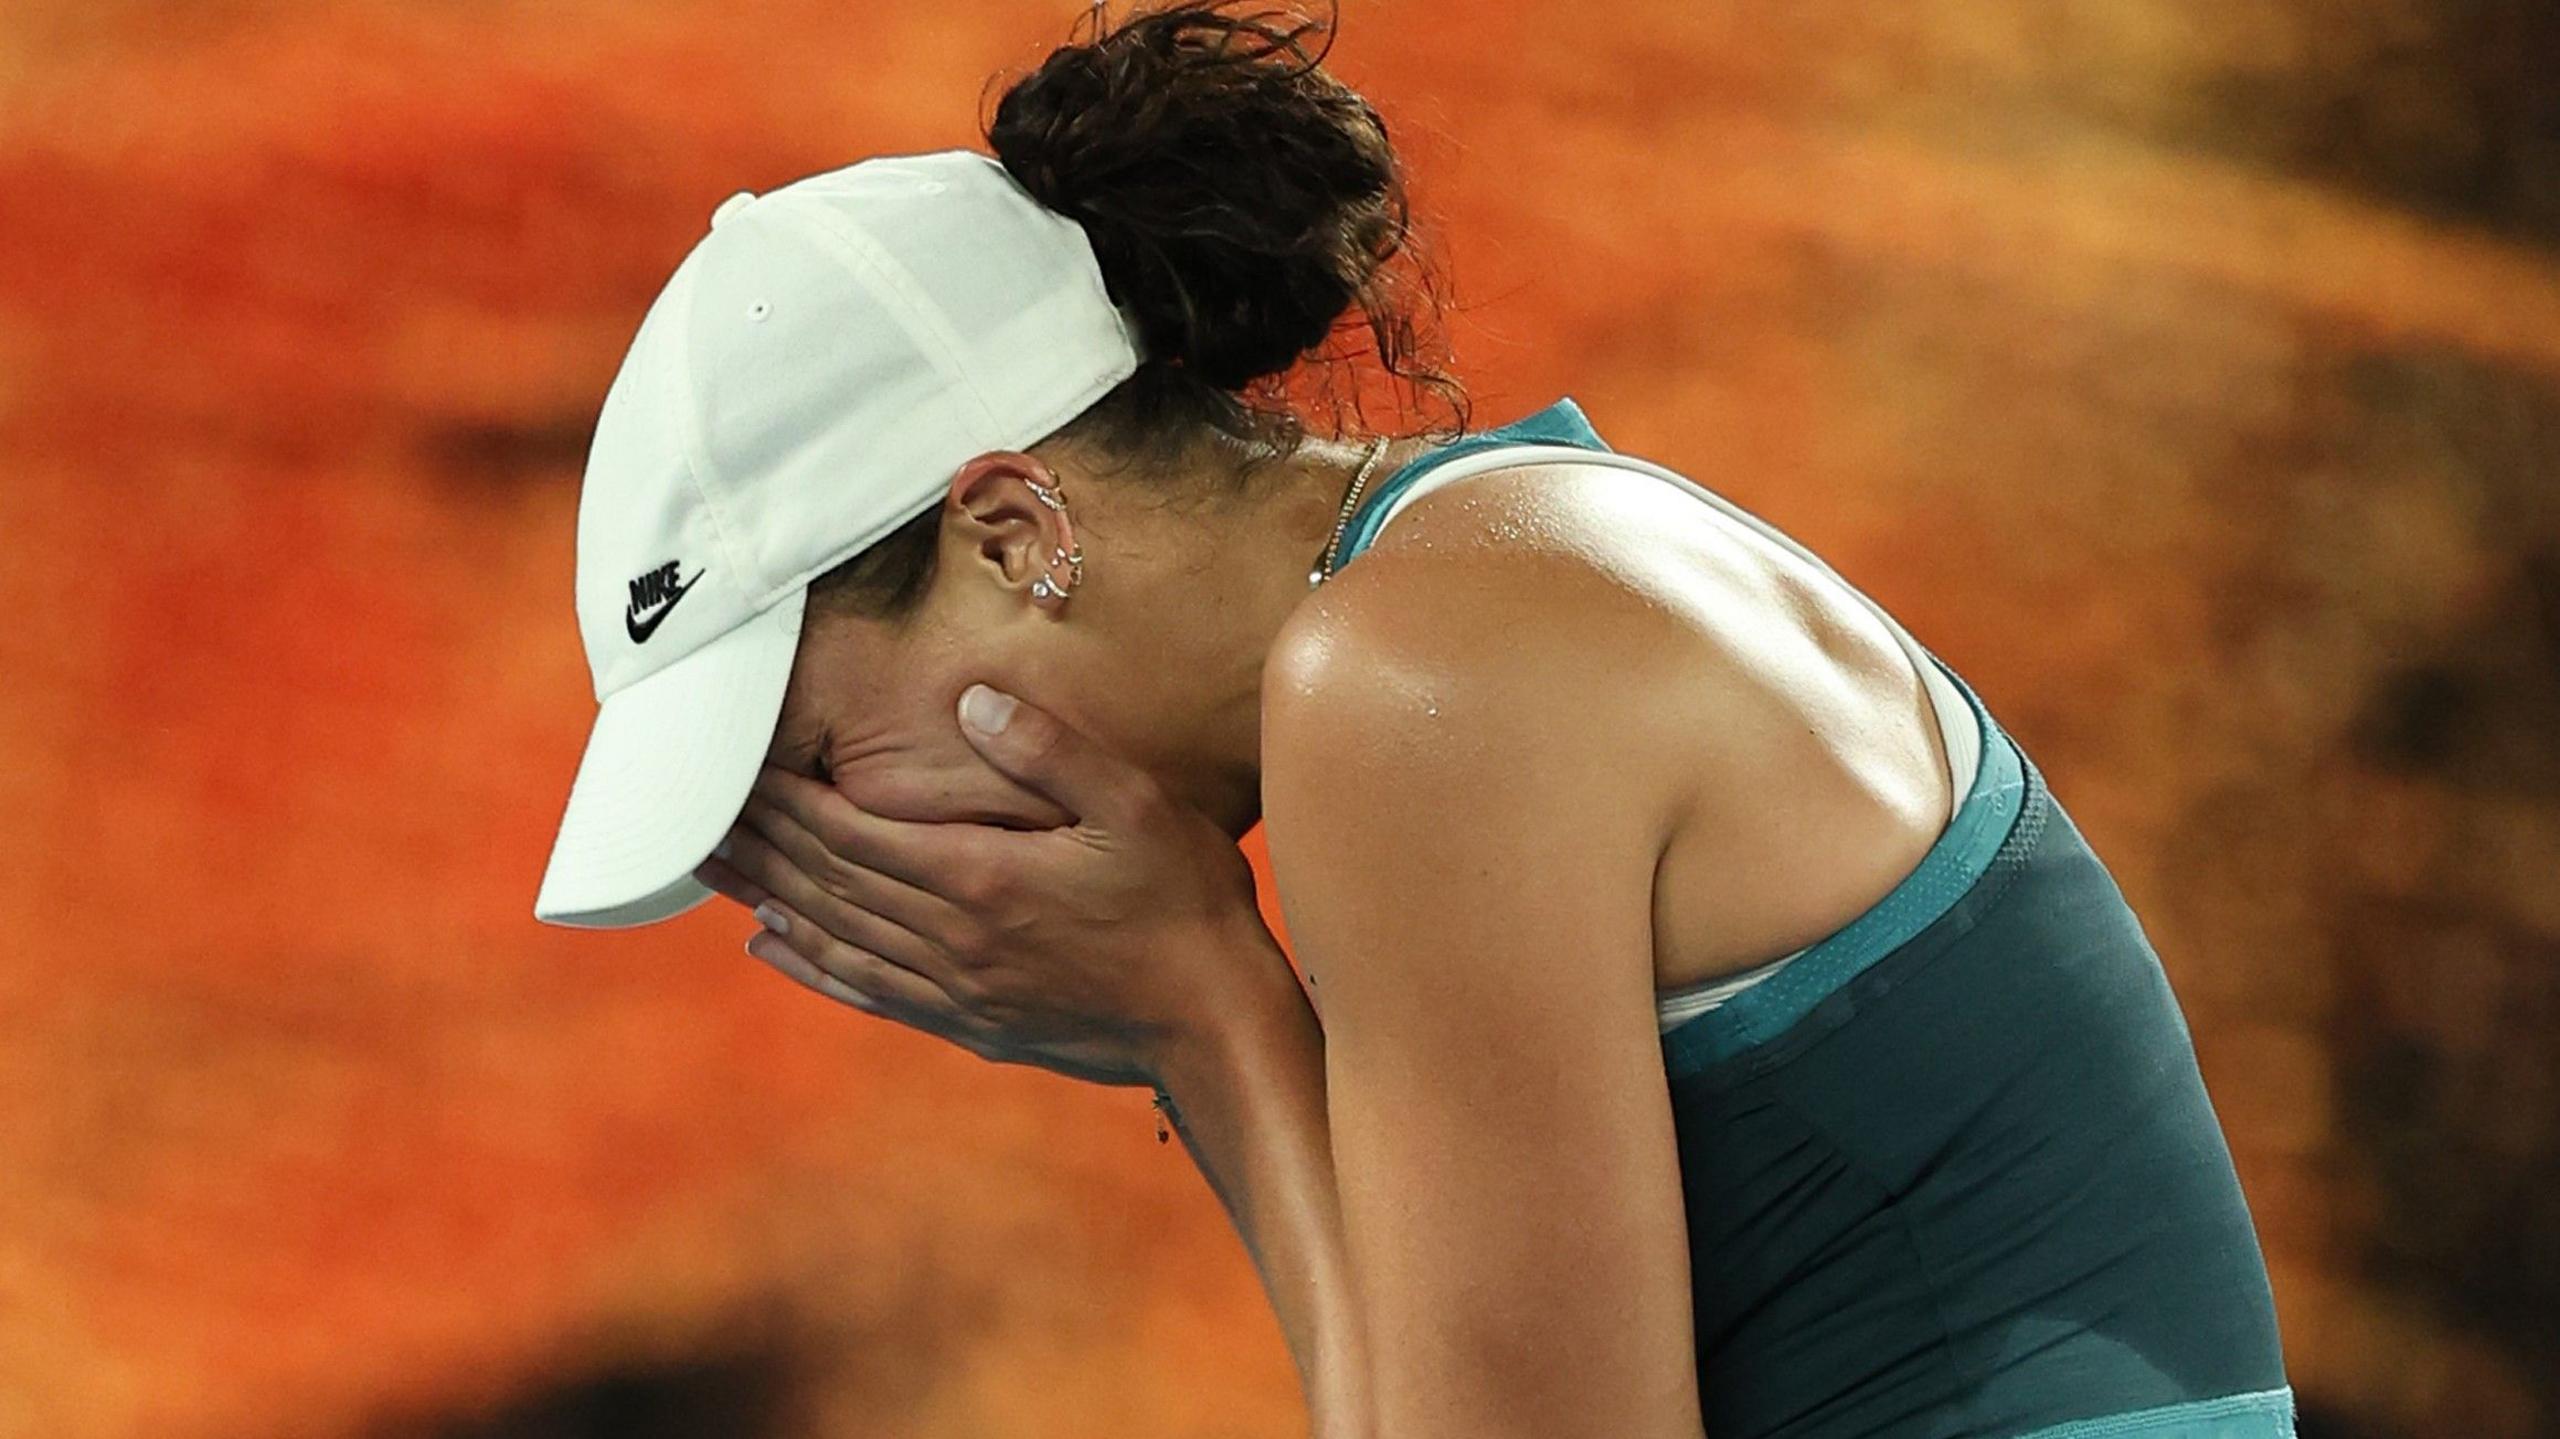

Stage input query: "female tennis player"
[{"left": 532, "top": 3, "right": 2294, "bottom": 1435}]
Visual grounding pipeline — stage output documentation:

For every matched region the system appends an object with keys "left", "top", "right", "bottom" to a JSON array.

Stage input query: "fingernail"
[
  {"left": 959, "top": 683, "right": 1018, "bottom": 735},
  {"left": 713, "top": 834, "right": 734, "bottom": 861},
  {"left": 746, "top": 931, "right": 784, "bottom": 964},
  {"left": 752, "top": 901, "right": 789, "bottom": 936}
]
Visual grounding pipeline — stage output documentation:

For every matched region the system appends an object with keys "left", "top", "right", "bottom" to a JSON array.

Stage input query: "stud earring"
[{"left": 1033, "top": 541, "right": 1084, "bottom": 605}]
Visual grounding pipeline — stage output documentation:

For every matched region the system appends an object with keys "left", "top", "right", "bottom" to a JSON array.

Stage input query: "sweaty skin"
[
  {"left": 1249, "top": 461, "right": 1952, "bottom": 1437},
  {"left": 1272, "top": 461, "right": 1955, "bottom": 1002},
  {"left": 712, "top": 437, "right": 1955, "bottom": 1439}
]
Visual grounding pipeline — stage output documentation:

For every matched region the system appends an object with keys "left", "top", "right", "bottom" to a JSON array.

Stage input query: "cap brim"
[{"left": 534, "top": 588, "right": 807, "bottom": 928}]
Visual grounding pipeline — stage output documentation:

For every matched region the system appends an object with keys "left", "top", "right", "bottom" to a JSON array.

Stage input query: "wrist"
[{"left": 1152, "top": 935, "right": 1319, "bottom": 1099}]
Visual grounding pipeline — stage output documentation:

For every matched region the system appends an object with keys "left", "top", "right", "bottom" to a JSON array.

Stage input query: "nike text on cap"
[{"left": 533, "top": 149, "right": 1144, "bottom": 928}]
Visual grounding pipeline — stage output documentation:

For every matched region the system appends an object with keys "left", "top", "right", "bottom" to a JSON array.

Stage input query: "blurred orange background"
[{"left": 3, "top": 2, "right": 2556, "bottom": 1436}]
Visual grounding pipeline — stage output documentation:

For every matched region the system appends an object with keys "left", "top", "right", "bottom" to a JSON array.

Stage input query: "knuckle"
[
  {"left": 937, "top": 856, "right": 988, "bottom": 906},
  {"left": 943, "top": 961, "right": 992, "bottom": 1008},
  {"left": 816, "top": 851, "right": 868, "bottom": 904},
  {"left": 951, "top": 859, "right": 1014, "bottom": 912},
  {"left": 940, "top": 906, "right": 996, "bottom": 959},
  {"left": 812, "top": 945, "right": 870, "bottom": 986},
  {"left": 974, "top": 982, "right": 1023, "bottom": 1029},
  {"left": 974, "top": 860, "right": 1019, "bottom": 906},
  {"left": 1018, "top": 721, "right": 1070, "bottom": 773},
  {"left": 1121, "top": 775, "right": 1172, "bottom": 824}
]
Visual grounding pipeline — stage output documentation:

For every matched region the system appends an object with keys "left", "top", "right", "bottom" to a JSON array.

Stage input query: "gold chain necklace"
[{"left": 1307, "top": 436, "right": 1394, "bottom": 589}]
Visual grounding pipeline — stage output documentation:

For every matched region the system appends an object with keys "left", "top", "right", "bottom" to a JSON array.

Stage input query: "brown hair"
[{"left": 809, "top": 0, "right": 1463, "bottom": 626}]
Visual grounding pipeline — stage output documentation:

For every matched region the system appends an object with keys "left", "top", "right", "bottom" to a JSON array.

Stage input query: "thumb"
[{"left": 957, "top": 683, "right": 1143, "bottom": 825}]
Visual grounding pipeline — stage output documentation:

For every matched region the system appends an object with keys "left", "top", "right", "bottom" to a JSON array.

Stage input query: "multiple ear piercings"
[
  {"left": 1022, "top": 434, "right": 1389, "bottom": 608},
  {"left": 1024, "top": 477, "right": 1084, "bottom": 606}
]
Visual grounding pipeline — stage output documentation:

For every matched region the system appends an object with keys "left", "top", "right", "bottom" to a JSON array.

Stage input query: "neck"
[{"left": 1175, "top": 430, "right": 1439, "bottom": 835}]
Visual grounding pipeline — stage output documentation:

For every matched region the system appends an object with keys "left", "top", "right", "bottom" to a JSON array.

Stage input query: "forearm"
[{"left": 1154, "top": 942, "right": 1372, "bottom": 1439}]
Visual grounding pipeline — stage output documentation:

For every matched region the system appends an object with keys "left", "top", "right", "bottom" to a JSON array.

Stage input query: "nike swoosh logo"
[{"left": 624, "top": 570, "right": 700, "bottom": 643}]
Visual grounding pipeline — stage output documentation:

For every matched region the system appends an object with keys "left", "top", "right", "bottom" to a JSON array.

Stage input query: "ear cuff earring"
[{"left": 1025, "top": 479, "right": 1084, "bottom": 604}]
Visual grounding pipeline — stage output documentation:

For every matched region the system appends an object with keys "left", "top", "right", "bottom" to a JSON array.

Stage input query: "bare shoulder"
[
  {"left": 1262, "top": 456, "right": 1957, "bottom": 990},
  {"left": 1261, "top": 459, "right": 1718, "bottom": 850},
  {"left": 1255, "top": 462, "right": 1700, "bottom": 1016},
  {"left": 1264, "top": 457, "right": 1758, "bottom": 764}
]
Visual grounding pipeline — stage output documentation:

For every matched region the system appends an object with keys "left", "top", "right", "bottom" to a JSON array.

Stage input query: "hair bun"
[{"left": 988, "top": 2, "right": 1405, "bottom": 392}]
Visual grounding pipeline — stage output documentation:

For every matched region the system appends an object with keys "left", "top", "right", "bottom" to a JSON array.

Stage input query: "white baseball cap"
[{"left": 533, "top": 148, "right": 1144, "bottom": 928}]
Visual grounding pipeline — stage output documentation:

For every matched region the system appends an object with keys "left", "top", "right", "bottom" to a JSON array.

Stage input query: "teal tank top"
[{"left": 1327, "top": 399, "right": 2295, "bottom": 1439}]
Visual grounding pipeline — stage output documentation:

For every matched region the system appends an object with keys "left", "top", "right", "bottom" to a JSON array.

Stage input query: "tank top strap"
[
  {"left": 1335, "top": 396, "right": 2017, "bottom": 1042},
  {"left": 1334, "top": 396, "right": 1611, "bottom": 566},
  {"left": 1333, "top": 397, "right": 1981, "bottom": 822}
]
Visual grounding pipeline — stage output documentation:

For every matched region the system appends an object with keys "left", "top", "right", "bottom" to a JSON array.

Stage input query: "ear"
[{"left": 947, "top": 450, "right": 1078, "bottom": 608}]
